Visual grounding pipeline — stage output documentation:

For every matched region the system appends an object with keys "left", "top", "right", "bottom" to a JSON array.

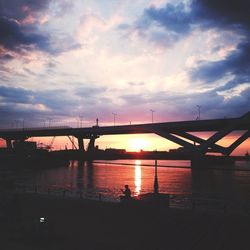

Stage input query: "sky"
[{"left": 0, "top": 0, "right": 249, "bottom": 153}]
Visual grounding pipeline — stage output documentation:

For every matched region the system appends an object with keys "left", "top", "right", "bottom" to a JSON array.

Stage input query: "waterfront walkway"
[{"left": 1, "top": 192, "right": 250, "bottom": 250}]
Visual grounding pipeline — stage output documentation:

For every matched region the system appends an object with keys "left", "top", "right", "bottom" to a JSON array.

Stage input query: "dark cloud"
[
  {"left": 0, "top": 84, "right": 248, "bottom": 128},
  {"left": 0, "top": 0, "right": 51, "bottom": 55},
  {"left": 0, "top": 85, "right": 74, "bottom": 117},
  {"left": 0, "top": 85, "right": 111, "bottom": 127},
  {"left": 241, "top": 87, "right": 250, "bottom": 100},
  {"left": 145, "top": 2, "right": 191, "bottom": 34},
  {"left": 0, "top": 0, "right": 79, "bottom": 57},
  {"left": 0, "top": 53, "right": 14, "bottom": 61},
  {"left": 0, "top": 87, "right": 70, "bottom": 120},
  {"left": 123, "top": 0, "right": 249, "bottom": 51},
  {"left": 0, "top": 16, "right": 50, "bottom": 52},
  {"left": 191, "top": 41, "right": 250, "bottom": 86},
  {"left": 137, "top": 0, "right": 250, "bottom": 95},
  {"left": 0, "top": 85, "right": 34, "bottom": 104},
  {"left": 143, "top": 0, "right": 250, "bottom": 38},
  {"left": 119, "top": 85, "right": 249, "bottom": 120},
  {"left": 191, "top": 0, "right": 250, "bottom": 30},
  {"left": 215, "top": 75, "right": 250, "bottom": 93},
  {"left": 189, "top": 2, "right": 250, "bottom": 88},
  {"left": 0, "top": 0, "right": 50, "bottom": 21},
  {"left": 36, "top": 89, "right": 77, "bottom": 110}
]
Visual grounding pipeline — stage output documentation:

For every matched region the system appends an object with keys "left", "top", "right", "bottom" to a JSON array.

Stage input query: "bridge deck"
[{"left": 0, "top": 112, "right": 250, "bottom": 139}]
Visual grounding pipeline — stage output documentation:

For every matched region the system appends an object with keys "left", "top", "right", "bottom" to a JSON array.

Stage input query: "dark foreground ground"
[{"left": 1, "top": 192, "right": 250, "bottom": 250}]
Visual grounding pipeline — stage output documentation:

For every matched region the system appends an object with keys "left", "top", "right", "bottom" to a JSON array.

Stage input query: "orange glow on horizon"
[
  {"left": 1, "top": 132, "right": 249, "bottom": 156},
  {"left": 128, "top": 138, "right": 150, "bottom": 152}
]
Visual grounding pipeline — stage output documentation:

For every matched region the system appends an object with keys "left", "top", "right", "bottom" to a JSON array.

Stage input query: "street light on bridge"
[
  {"left": 47, "top": 118, "right": 52, "bottom": 127},
  {"left": 76, "top": 118, "right": 79, "bottom": 128},
  {"left": 196, "top": 105, "right": 201, "bottom": 120},
  {"left": 112, "top": 113, "right": 117, "bottom": 126},
  {"left": 150, "top": 109, "right": 155, "bottom": 123},
  {"left": 79, "top": 115, "right": 83, "bottom": 128}
]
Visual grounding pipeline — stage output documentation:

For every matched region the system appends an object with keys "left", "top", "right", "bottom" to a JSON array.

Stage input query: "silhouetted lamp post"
[
  {"left": 79, "top": 115, "right": 83, "bottom": 128},
  {"left": 112, "top": 113, "right": 117, "bottom": 126},
  {"left": 150, "top": 109, "right": 155, "bottom": 123},
  {"left": 48, "top": 118, "right": 52, "bottom": 127},
  {"left": 154, "top": 160, "right": 159, "bottom": 194},
  {"left": 196, "top": 105, "right": 201, "bottom": 120}
]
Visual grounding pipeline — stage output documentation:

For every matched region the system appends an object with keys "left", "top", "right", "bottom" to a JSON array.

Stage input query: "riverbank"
[{"left": 1, "top": 192, "right": 250, "bottom": 250}]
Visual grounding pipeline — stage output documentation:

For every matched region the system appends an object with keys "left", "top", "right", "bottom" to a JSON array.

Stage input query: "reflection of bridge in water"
[{"left": 0, "top": 112, "right": 250, "bottom": 159}]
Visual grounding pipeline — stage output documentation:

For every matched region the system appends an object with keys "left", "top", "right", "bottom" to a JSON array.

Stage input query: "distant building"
[
  {"left": 13, "top": 141, "right": 37, "bottom": 151},
  {"left": 105, "top": 148, "right": 126, "bottom": 154},
  {"left": 169, "top": 147, "right": 186, "bottom": 154}
]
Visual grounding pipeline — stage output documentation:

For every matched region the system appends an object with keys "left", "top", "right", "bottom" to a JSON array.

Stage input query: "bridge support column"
[
  {"left": 87, "top": 135, "right": 99, "bottom": 153},
  {"left": 6, "top": 139, "right": 12, "bottom": 149},
  {"left": 77, "top": 137, "right": 85, "bottom": 151}
]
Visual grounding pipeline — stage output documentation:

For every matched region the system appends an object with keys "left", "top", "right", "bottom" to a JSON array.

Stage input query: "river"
[{"left": 4, "top": 159, "right": 250, "bottom": 207}]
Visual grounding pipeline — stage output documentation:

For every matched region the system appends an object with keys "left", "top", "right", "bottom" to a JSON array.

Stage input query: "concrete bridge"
[{"left": 1, "top": 111, "right": 250, "bottom": 156}]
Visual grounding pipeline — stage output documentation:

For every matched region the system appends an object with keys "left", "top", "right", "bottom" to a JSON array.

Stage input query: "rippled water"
[{"left": 8, "top": 159, "right": 250, "bottom": 204}]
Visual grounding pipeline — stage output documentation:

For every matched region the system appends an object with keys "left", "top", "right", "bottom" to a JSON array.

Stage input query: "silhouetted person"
[{"left": 120, "top": 185, "right": 131, "bottom": 201}]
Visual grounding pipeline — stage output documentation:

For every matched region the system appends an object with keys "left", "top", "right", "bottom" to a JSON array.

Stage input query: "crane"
[{"left": 48, "top": 136, "right": 56, "bottom": 150}]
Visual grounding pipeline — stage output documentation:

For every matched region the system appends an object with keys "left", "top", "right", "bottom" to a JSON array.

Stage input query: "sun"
[{"left": 128, "top": 138, "right": 149, "bottom": 152}]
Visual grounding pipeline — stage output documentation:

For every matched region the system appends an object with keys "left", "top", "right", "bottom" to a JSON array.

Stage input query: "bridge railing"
[
  {"left": 11, "top": 184, "right": 250, "bottom": 215},
  {"left": 0, "top": 126, "right": 72, "bottom": 132},
  {"left": 14, "top": 184, "right": 110, "bottom": 202}
]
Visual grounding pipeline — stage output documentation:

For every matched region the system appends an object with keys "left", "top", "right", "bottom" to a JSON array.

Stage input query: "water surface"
[{"left": 8, "top": 159, "right": 250, "bottom": 204}]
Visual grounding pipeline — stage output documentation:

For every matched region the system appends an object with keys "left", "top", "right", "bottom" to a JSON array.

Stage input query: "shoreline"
[{"left": 1, "top": 191, "right": 250, "bottom": 250}]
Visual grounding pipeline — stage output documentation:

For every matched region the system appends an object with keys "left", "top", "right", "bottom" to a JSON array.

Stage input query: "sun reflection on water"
[{"left": 134, "top": 160, "right": 141, "bottom": 196}]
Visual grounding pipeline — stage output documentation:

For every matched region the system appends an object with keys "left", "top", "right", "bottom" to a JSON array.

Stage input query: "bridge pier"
[{"left": 87, "top": 135, "right": 99, "bottom": 153}]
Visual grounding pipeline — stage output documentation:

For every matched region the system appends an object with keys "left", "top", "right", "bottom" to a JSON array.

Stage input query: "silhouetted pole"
[
  {"left": 154, "top": 159, "right": 159, "bottom": 194},
  {"left": 196, "top": 105, "right": 201, "bottom": 120},
  {"left": 77, "top": 137, "right": 84, "bottom": 151},
  {"left": 79, "top": 115, "right": 83, "bottom": 128},
  {"left": 48, "top": 118, "right": 52, "bottom": 127},
  {"left": 150, "top": 109, "right": 155, "bottom": 123},
  {"left": 112, "top": 113, "right": 117, "bottom": 126}
]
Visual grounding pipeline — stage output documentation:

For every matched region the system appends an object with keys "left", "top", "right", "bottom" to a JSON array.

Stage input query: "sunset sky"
[{"left": 0, "top": 0, "right": 249, "bottom": 153}]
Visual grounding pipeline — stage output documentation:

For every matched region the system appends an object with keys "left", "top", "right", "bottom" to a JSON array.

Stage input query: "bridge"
[{"left": 0, "top": 111, "right": 250, "bottom": 156}]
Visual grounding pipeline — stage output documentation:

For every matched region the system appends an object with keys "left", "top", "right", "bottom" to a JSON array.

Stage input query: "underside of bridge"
[
  {"left": 152, "top": 112, "right": 250, "bottom": 156},
  {"left": 2, "top": 131, "right": 250, "bottom": 156},
  {"left": 2, "top": 135, "right": 100, "bottom": 154},
  {"left": 1, "top": 112, "right": 249, "bottom": 156},
  {"left": 153, "top": 128, "right": 250, "bottom": 156},
  {"left": 2, "top": 128, "right": 250, "bottom": 156}
]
